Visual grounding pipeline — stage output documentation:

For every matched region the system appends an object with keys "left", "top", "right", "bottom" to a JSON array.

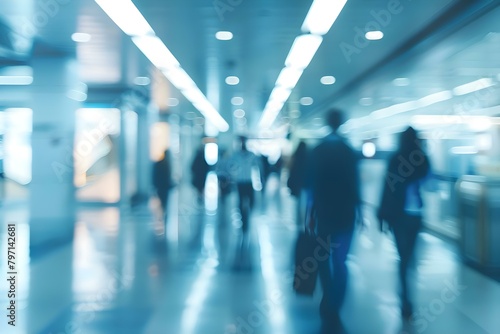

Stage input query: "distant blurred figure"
[
  {"left": 0, "top": 157, "right": 5, "bottom": 202},
  {"left": 152, "top": 149, "right": 172, "bottom": 222},
  {"left": 191, "top": 145, "right": 210, "bottom": 203},
  {"left": 377, "top": 126, "right": 430, "bottom": 319},
  {"left": 215, "top": 148, "right": 233, "bottom": 204},
  {"left": 260, "top": 154, "right": 271, "bottom": 193},
  {"left": 308, "top": 109, "right": 361, "bottom": 333},
  {"left": 230, "top": 136, "right": 261, "bottom": 233},
  {"left": 271, "top": 153, "right": 284, "bottom": 179},
  {"left": 287, "top": 141, "right": 308, "bottom": 225}
]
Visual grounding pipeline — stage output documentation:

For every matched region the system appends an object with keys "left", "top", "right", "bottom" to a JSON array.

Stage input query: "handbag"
[{"left": 292, "top": 230, "right": 319, "bottom": 295}]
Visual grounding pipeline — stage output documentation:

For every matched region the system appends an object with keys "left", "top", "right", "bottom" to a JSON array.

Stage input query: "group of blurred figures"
[{"left": 151, "top": 109, "right": 431, "bottom": 334}]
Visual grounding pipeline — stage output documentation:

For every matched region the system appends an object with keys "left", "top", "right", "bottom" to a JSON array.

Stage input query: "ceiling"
[{"left": 1, "top": 0, "right": 499, "bottom": 136}]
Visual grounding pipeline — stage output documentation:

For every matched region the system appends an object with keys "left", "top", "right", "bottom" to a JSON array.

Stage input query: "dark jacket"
[
  {"left": 153, "top": 157, "right": 172, "bottom": 192},
  {"left": 310, "top": 134, "right": 360, "bottom": 235},
  {"left": 287, "top": 144, "right": 308, "bottom": 197},
  {"left": 191, "top": 148, "right": 209, "bottom": 191},
  {"left": 377, "top": 147, "right": 430, "bottom": 224}
]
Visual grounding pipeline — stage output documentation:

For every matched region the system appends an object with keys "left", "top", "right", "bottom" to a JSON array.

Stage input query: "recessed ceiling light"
[
  {"left": 362, "top": 142, "right": 377, "bottom": 158},
  {"left": 359, "top": 97, "right": 373, "bottom": 106},
  {"left": 234, "top": 109, "right": 245, "bottom": 118},
  {"left": 168, "top": 98, "right": 179, "bottom": 107},
  {"left": 393, "top": 78, "right": 410, "bottom": 86},
  {"left": 225, "top": 76, "right": 239, "bottom": 85},
  {"left": 320, "top": 75, "right": 336, "bottom": 85},
  {"left": 72, "top": 32, "right": 91, "bottom": 43},
  {"left": 215, "top": 31, "right": 233, "bottom": 40},
  {"left": 300, "top": 97, "right": 313, "bottom": 106},
  {"left": 236, "top": 117, "right": 247, "bottom": 126},
  {"left": 194, "top": 117, "right": 205, "bottom": 125},
  {"left": 365, "top": 31, "right": 384, "bottom": 40},
  {"left": 313, "top": 117, "right": 323, "bottom": 126},
  {"left": 133, "top": 76, "right": 150, "bottom": 85},
  {"left": 289, "top": 109, "right": 301, "bottom": 118},
  {"left": 186, "top": 112, "right": 196, "bottom": 120},
  {"left": 231, "top": 97, "right": 244, "bottom": 105}
]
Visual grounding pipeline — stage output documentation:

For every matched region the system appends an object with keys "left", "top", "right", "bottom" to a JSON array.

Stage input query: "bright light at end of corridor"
[
  {"left": 204, "top": 143, "right": 218, "bottom": 166},
  {"left": 362, "top": 142, "right": 377, "bottom": 158}
]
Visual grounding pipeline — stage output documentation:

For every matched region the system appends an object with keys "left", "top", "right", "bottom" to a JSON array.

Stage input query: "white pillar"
[
  {"left": 29, "top": 56, "right": 80, "bottom": 252},
  {"left": 136, "top": 103, "right": 157, "bottom": 200}
]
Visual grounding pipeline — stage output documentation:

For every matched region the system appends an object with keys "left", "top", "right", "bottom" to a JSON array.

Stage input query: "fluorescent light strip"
[
  {"left": 269, "top": 86, "right": 292, "bottom": 103},
  {"left": 302, "top": 0, "right": 348, "bottom": 35},
  {"left": 411, "top": 115, "right": 493, "bottom": 129},
  {"left": 95, "top": 0, "right": 154, "bottom": 36},
  {"left": 95, "top": 0, "right": 229, "bottom": 132},
  {"left": 372, "top": 90, "right": 452, "bottom": 120},
  {"left": 0, "top": 76, "right": 33, "bottom": 85},
  {"left": 260, "top": 1, "right": 348, "bottom": 128},
  {"left": 417, "top": 90, "right": 453, "bottom": 108},
  {"left": 452, "top": 78, "right": 494, "bottom": 96},
  {"left": 161, "top": 67, "right": 197, "bottom": 91},
  {"left": 285, "top": 34, "right": 323, "bottom": 70},
  {"left": 275, "top": 67, "right": 303, "bottom": 89},
  {"left": 132, "top": 36, "right": 180, "bottom": 70}
]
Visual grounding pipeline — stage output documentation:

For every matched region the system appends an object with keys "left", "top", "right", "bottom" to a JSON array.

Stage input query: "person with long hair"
[{"left": 377, "top": 126, "right": 431, "bottom": 319}]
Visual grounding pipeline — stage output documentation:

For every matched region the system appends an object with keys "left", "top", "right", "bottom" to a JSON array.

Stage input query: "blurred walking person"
[
  {"left": 152, "top": 149, "right": 172, "bottom": 223},
  {"left": 287, "top": 141, "right": 308, "bottom": 226},
  {"left": 215, "top": 148, "right": 233, "bottom": 205},
  {"left": 191, "top": 144, "right": 210, "bottom": 204},
  {"left": 0, "top": 156, "right": 5, "bottom": 203},
  {"left": 377, "top": 126, "right": 430, "bottom": 319},
  {"left": 229, "top": 136, "right": 261, "bottom": 234},
  {"left": 308, "top": 109, "right": 362, "bottom": 333}
]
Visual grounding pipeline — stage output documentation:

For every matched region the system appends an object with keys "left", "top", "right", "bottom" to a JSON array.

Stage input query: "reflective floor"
[{"left": 1, "top": 167, "right": 500, "bottom": 334}]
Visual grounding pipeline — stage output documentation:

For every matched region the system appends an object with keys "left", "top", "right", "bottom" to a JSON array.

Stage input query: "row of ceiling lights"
[
  {"left": 92, "top": 0, "right": 229, "bottom": 132},
  {"left": 344, "top": 76, "right": 499, "bottom": 133},
  {"left": 257, "top": 0, "right": 379, "bottom": 129},
  {"left": 214, "top": 23, "right": 341, "bottom": 116}
]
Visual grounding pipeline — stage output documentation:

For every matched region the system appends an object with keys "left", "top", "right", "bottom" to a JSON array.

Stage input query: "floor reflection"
[{"left": 1, "top": 172, "right": 500, "bottom": 333}]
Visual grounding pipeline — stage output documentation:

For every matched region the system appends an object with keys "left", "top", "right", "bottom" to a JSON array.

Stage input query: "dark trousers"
[
  {"left": 318, "top": 228, "right": 354, "bottom": 321},
  {"left": 156, "top": 189, "right": 169, "bottom": 218},
  {"left": 390, "top": 214, "right": 421, "bottom": 310},
  {"left": 237, "top": 182, "right": 254, "bottom": 232}
]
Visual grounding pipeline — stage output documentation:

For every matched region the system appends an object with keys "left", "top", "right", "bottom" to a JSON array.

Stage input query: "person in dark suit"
[
  {"left": 308, "top": 109, "right": 362, "bottom": 333},
  {"left": 287, "top": 141, "right": 308, "bottom": 225},
  {"left": 152, "top": 149, "right": 172, "bottom": 222},
  {"left": 191, "top": 145, "right": 210, "bottom": 203},
  {"left": 378, "top": 126, "right": 430, "bottom": 319}
]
